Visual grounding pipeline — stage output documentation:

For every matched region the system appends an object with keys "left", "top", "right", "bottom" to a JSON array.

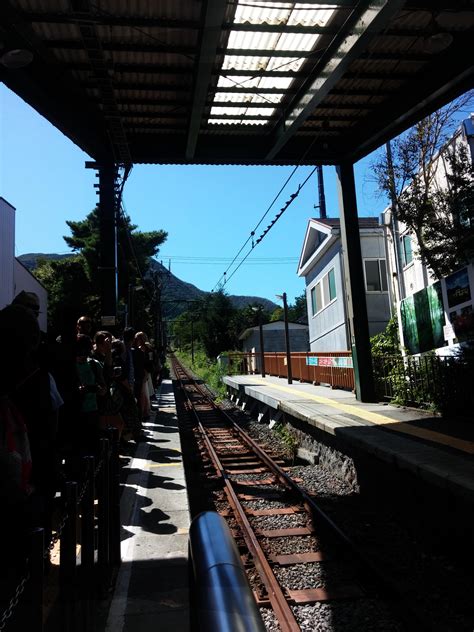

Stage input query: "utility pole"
[
  {"left": 191, "top": 319, "right": 195, "bottom": 365},
  {"left": 316, "top": 165, "right": 327, "bottom": 219},
  {"left": 385, "top": 141, "right": 406, "bottom": 302},
  {"left": 258, "top": 311, "right": 266, "bottom": 378},
  {"left": 252, "top": 306, "right": 266, "bottom": 377},
  {"left": 277, "top": 293, "right": 292, "bottom": 385}
]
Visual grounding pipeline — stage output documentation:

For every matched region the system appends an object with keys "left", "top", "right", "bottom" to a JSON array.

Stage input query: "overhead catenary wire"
[{"left": 219, "top": 165, "right": 316, "bottom": 288}]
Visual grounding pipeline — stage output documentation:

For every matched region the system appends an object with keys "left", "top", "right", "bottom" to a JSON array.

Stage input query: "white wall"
[{"left": 0, "top": 197, "right": 15, "bottom": 309}]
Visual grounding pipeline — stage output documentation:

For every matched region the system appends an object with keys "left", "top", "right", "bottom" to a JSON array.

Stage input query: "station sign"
[{"left": 306, "top": 356, "right": 353, "bottom": 368}]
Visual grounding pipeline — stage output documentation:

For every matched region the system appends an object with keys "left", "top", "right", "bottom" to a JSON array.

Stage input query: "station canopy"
[{"left": 1, "top": 1, "right": 473, "bottom": 166}]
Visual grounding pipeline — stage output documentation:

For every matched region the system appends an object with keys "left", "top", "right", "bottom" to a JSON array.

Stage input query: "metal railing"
[
  {"left": 227, "top": 351, "right": 355, "bottom": 391},
  {"left": 373, "top": 354, "right": 474, "bottom": 415},
  {"left": 0, "top": 427, "right": 121, "bottom": 632}
]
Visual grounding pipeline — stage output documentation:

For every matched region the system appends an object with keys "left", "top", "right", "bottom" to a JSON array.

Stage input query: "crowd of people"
[{"left": 0, "top": 290, "right": 162, "bottom": 561}]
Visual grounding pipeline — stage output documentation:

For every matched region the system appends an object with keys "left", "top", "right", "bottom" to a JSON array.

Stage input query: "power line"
[{"left": 221, "top": 166, "right": 316, "bottom": 287}]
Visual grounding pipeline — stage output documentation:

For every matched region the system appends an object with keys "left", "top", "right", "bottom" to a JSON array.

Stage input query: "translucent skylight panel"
[
  {"left": 214, "top": 92, "right": 283, "bottom": 105},
  {"left": 227, "top": 30, "right": 280, "bottom": 51},
  {"left": 258, "top": 76, "right": 293, "bottom": 91},
  {"left": 210, "top": 106, "right": 248, "bottom": 117},
  {"left": 208, "top": 1, "right": 337, "bottom": 127},
  {"left": 288, "top": 6, "right": 335, "bottom": 27},
  {"left": 217, "top": 75, "right": 261, "bottom": 89},
  {"left": 222, "top": 55, "right": 272, "bottom": 72},
  {"left": 234, "top": 3, "right": 292, "bottom": 26},
  {"left": 276, "top": 32, "right": 320, "bottom": 52},
  {"left": 266, "top": 56, "right": 305, "bottom": 73},
  {"left": 209, "top": 119, "right": 269, "bottom": 126}
]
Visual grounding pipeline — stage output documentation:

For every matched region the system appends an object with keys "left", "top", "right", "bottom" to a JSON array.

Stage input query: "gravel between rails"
[
  {"left": 273, "top": 561, "right": 356, "bottom": 590},
  {"left": 292, "top": 600, "right": 404, "bottom": 632},
  {"left": 248, "top": 513, "right": 309, "bottom": 530},
  {"left": 260, "top": 535, "right": 322, "bottom": 555},
  {"left": 196, "top": 391, "right": 474, "bottom": 631}
]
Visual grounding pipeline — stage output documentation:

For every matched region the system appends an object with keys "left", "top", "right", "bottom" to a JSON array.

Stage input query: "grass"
[{"left": 175, "top": 349, "right": 227, "bottom": 400}]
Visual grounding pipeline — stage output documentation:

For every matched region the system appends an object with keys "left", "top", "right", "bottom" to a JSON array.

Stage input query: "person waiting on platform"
[
  {"left": 75, "top": 334, "right": 106, "bottom": 455},
  {"left": 76, "top": 315, "right": 93, "bottom": 338}
]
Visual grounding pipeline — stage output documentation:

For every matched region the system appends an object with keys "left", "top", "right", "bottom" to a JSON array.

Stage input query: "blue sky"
[{"left": 1, "top": 83, "right": 387, "bottom": 304}]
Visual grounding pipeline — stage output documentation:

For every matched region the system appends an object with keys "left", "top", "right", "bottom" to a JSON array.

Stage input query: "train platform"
[
  {"left": 104, "top": 380, "right": 190, "bottom": 632},
  {"left": 223, "top": 374, "right": 474, "bottom": 502}
]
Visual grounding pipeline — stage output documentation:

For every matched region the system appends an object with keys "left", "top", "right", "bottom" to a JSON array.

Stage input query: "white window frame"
[
  {"left": 401, "top": 234, "right": 413, "bottom": 268},
  {"left": 310, "top": 267, "right": 337, "bottom": 317},
  {"left": 364, "top": 258, "right": 388, "bottom": 293}
]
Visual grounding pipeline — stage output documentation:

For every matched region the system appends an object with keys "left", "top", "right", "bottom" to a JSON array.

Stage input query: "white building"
[
  {"left": 382, "top": 115, "right": 474, "bottom": 354},
  {"left": 298, "top": 217, "right": 390, "bottom": 351},
  {"left": 0, "top": 196, "right": 48, "bottom": 331}
]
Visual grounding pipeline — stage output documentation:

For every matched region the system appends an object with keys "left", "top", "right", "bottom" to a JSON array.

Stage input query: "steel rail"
[
  {"left": 174, "top": 360, "right": 300, "bottom": 631},
  {"left": 172, "top": 355, "right": 426, "bottom": 631}
]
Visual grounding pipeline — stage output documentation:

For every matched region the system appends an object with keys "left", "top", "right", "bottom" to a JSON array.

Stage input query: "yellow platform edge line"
[{"left": 245, "top": 377, "right": 474, "bottom": 455}]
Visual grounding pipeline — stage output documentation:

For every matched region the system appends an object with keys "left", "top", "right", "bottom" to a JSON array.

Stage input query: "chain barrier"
[
  {"left": 94, "top": 456, "right": 104, "bottom": 480},
  {"left": 0, "top": 568, "right": 30, "bottom": 632},
  {"left": 43, "top": 510, "right": 69, "bottom": 560},
  {"left": 77, "top": 478, "right": 89, "bottom": 506}
]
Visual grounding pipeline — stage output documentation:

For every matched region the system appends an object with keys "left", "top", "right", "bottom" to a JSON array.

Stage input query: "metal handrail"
[{"left": 189, "top": 512, "right": 265, "bottom": 632}]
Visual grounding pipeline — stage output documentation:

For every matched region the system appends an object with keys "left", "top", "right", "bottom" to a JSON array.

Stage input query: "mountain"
[{"left": 18, "top": 253, "right": 278, "bottom": 319}]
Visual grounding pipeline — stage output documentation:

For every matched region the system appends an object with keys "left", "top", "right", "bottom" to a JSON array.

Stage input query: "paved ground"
[{"left": 104, "top": 380, "right": 190, "bottom": 632}]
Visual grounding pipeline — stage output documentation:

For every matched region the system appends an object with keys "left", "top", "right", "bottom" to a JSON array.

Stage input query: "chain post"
[
  {"left": 60, "top": 482, "right": 78, "bottom": 594},
  {"left": 81, "top": 456, "right": 95, "bottom": 588},
  {"left": 108, "top": 427, "right": 122, "bottom": 570},
  {"left": 28, "top": 528, "right": 44, "bottom": 631},
  {"left": 98, "top": 438, "right": 110, "bottom": 594}
]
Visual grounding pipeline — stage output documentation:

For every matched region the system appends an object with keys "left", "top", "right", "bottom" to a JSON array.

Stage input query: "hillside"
[{"left": 18, "top": 253, "right": 278, "bottom": 319}]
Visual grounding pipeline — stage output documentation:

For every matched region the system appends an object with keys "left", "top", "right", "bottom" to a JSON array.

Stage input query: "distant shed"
[{"left": 239, "top": 321, "right": 309, "bottom": 354}]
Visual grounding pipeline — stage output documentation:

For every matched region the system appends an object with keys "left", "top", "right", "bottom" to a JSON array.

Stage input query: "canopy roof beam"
[
  {"left": 185, "top": 0, "right": 228, "bottom": 159},
  {"left": 266, "top": 0, "right": 408, "bottom": 160}
]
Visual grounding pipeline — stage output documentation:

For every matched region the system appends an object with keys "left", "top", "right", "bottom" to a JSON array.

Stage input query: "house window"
[
  {"left": 310, "top": 286, "right": 318, "bottom": 315},
  {"left": 311, "top": 268, "right": 336, "bottom": 315},
  {"left": 364, "top": 259, "right": 388, "bottom": 292},
  {"left": 401, "top": 235, "right": 413, "bottom": 266},
  {"left": 328, "top": 268, "right": 337, "bottom": 301}
]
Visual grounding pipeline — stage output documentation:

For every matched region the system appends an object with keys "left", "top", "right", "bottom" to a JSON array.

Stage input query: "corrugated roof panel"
[
  {"left": 266, "top": 56, "right": 305, "bottom": 72},
  {"left": 210, "top": 105, "right": 248, "bottom": 117},
  {"left": 276, "top": 32, "right": 320, "bottom": 52},
  {"left": 95, "top": 25, "right": 198, "bottom": 47},
  {"left": 258, "top": 76, "right": 293, "bottom": 90},
  {"left": 14, "top": 0, "right": 68, "bottom": 10},
  {"left": 99, "top": 0, "right": 202, "bottom": 21},
  {"left": 227, "top": 30, "right": 280, "bottom": 51},
  {"left": 32, "top": 21, "right": 81, "bottom": 40},
  {"left": 233, "top": 2, "right": 334, "bottom": 28},
  {"left": 214, "top": 92, "right": 283, "bottom": 104},
  {"left": 288, "top": 6, "right": 335, "bottom": 27},
  {"left": 209, "top": 118, "right": 268, "bottom": 126},
  {"left": 217, "top": 75, "right": 261, "bottom": 89},
  {"left": 234, "top": 2, "right": 292, "bottom": 26},
  {"left": 109, "top": 51, "right": 193, "bottom": 68},
  {"left": 222, "top": 55, "right": 271, "bottom": 72}
]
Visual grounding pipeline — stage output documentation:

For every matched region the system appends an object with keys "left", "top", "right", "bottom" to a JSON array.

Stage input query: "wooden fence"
[{"left": 226, "top": 351, "right": 354, "bottom": 391}]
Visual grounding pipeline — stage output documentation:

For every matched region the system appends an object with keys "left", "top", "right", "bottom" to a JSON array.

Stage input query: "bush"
[{"left": 176, "top": 349, "right": 227, "bottom": 400}]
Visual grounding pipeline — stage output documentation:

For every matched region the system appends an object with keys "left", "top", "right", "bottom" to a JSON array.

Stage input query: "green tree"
[
  {"left": 270, "top": 291, "right": 307, "bottom": 322},
  {"left": 36, "top": 207, "right": 167, "bottom": 333},
  {"left": 35, "top": 255, "right": 97, "bottom": 336},
  {"left": 229, "top": 303, "right": 271, "bottom": 342},
  {"left": 65, "top": 208, "right": 167, "bottom": 301},
  {"left": 372, "top": 93, "right": 474, "bottom": 278},
  {"left": 199, "top": 291, "right": 236, "bottom": 359}
]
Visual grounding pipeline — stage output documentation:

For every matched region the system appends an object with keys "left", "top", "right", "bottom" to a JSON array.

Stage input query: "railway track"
[{"left": 171, "top": 355, "right": 421, "bottom": 631}]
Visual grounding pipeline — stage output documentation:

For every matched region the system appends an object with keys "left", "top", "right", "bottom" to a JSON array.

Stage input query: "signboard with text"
[{"left": 306, "top": 356, "right": 353, "bottom": 368}]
